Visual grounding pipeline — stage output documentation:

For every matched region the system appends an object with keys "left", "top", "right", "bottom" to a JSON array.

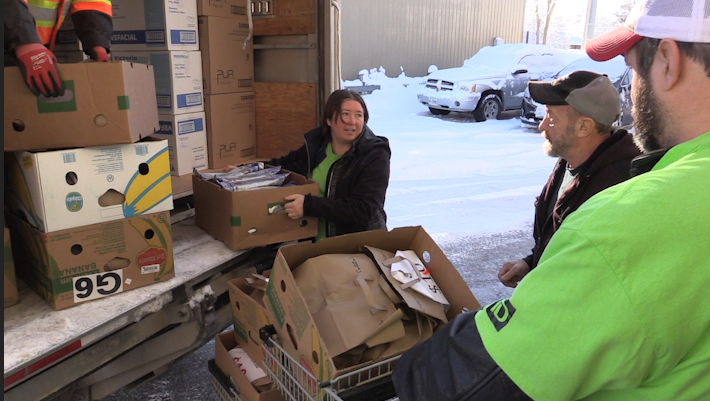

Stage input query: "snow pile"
[
  {"left": 188, "top": 285, "right": 215, "bottom": 309},
  {"left": 460, "top": 43, "right": 568, "bottom": 79},
  {"left": 133, "top": 292, "right": 173, "bottom": 322}
]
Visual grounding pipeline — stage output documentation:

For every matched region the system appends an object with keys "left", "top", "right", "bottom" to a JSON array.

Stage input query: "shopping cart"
[
  {"left": 259, "top": 325, "right": 400, "bottom": 401},
  {"left": 208, "top": 358, "right": 244, "bottom": 401}
]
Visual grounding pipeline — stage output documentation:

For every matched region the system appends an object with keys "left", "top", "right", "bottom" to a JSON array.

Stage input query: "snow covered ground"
[{"left": 348, "top": 70, "right": 557, "bottom": 243}]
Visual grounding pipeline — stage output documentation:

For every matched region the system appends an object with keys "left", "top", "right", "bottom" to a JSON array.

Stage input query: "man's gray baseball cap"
[{"left": 528, "top": 70, "right": 621, "bottom": 126}]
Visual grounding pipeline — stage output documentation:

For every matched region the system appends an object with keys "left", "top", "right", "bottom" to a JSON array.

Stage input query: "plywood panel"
[
  {"left": 255, "top": 82, "right": 317, "bottom": 160},
  {"left": 253, "top": 0, "right": 315, "bottom": 36}
]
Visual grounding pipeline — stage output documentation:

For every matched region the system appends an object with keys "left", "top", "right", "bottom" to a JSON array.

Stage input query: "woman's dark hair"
[{"left": 321, "top": 89, "right": 369, "bottom": 141}]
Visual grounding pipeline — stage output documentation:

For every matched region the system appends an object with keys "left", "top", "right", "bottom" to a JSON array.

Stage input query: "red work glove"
[
  {"left": 87, "top": 46, "right": 110, "bottom": 62},
  {"left": 14, "top": 43, "right": 65, "bottom": 98}
]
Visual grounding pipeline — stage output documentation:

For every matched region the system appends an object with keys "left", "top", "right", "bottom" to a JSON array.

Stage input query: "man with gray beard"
[
  {"left": 498, "top": 70, "right": 641, "bottom": 287},
  {"left": 392, "top": 0, "right": 710, "bottom": 399}
]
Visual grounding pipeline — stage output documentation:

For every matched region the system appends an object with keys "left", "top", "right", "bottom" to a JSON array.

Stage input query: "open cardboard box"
[
  {"left": 214, "top": 331, "right": 284, "bottom": 401},
  {"left": 229, "top": 275, "right": 272, "bottom": 357},
  {"left": 5, "top": 139, "right": 173, "bottom": 233},
  {"left": 5, "top": 212, "right": 175, "bottom": 310},
  {"left": 193, "top": 167, "right": 318, "bottom": 251},
  {"left": 4, "top": 62, "right": 159, "bottom": 151},
  {"left": 263, "top": 226, "right": 480, "bottom": 385}
]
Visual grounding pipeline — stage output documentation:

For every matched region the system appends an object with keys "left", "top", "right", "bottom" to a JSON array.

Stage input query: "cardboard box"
[
  {"left": 263, "top": 227, "right": 481, "bottom": 384},
  {"left": 214, "top": 331, "right": 285, "bottom": 401},
  {"left": 53, "top": 17, "right": 83, "bottom": 51},
  {"left": 111, "top": 51, "right": 204, "bottom": 115},
  {"left": 5, "top": 140, "right": 174, "bottom": 233},
  {"left": 228, "top": 276, "right": 272, "bottom": 356},
  {"left": 193, "top": 169, "right": 318, "bottom": 251},
  {"left": 111, "top": 0, "right": 199, "bottom": 51},
  {"left": 4, "top": 62, "right": 159, "bottom": 151},
  {"left": 54, "top": 51, "right": 89, "bottom": 63},
  {"left": 5, "top": 212, "right": 175, "bottom": 311},
  {"left": 204, "top": 93, "right": 256, "bottom": 169},
  {"left": 4, "top": 227, "right": 19, "bottom": 308},
  {"left": 198, "top": 16, "right": 254, "bottom": 95},
  {"left": 197, "top": 0, "right": 248, "bottom": 19},
  {"left": 154, "top": 112, "right": 208, "bottom": 176}
]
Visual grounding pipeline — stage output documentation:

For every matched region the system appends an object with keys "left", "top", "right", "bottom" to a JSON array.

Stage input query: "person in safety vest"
[{"left": 4, "top": 0, "right": 113, "bottom": 98}]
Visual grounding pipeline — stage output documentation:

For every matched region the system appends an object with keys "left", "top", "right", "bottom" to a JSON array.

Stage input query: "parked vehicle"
[
  {"left": 521, "top": 55, "right": 634, "bottom": 130},
  {"left": 417, "top": 44, "right": 568, "bottom": 122}
]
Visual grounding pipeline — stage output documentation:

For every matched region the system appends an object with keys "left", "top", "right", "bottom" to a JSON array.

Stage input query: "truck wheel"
[{"left": 473, "top": 94, "right": 502, "bottom": 122}]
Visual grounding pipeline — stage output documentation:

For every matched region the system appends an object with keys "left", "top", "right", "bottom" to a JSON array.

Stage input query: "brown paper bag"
[{"left": 293, "top": 253, "right": 406, "bottom": 357}]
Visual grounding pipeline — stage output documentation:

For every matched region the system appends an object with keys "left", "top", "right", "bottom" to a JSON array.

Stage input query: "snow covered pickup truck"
[
  {"left": 417, "top": 43, "right": 567, "bottom": 122},
  {"left": 3, "top": 1, "right": 341, "bottom": 399}
]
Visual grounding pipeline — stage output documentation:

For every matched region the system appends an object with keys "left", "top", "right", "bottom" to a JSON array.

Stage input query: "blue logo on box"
[
  {"left": 66, "top": 192, "right": 83, "bottom": 212},
  {"left": 158, "top": 121, "right": 173, "bottom": 135},
  {"left": 177, "top": 93, "right": 203, "bottom": 109},
  {"left": 170, "top": 30, "right": 197, "bottom": 44}
]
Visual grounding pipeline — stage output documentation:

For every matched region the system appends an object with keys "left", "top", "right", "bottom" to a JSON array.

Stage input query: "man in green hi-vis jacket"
[{"left": 392, "top": 0, "right": 710, "bottom": 400}]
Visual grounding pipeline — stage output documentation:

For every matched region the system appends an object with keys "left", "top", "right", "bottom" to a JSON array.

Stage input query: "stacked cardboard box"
[
  {"left": 211, "top": 276, "right": 285, "bottom": 401},
  {"left": 109, "top": 0, "right": 208, "bottom": 176},
  {"left": 4, "top": 62, "right": 177, "bottom": 310},
  {"left": 197, "top": 0, "right": 256, "bottom": 169}
]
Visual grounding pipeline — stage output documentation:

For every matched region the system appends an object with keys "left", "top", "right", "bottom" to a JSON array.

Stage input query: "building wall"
[{"left": 341, "top": 0, "right": 527, "bottom": 79}]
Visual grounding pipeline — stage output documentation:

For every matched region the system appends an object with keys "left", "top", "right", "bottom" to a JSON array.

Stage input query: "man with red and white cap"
[
  {"left": 392, "top": 0, "right": 710, "bottom": 400},
  {"left": 498, "top": 70, "right": 641, "bottom": 288}
]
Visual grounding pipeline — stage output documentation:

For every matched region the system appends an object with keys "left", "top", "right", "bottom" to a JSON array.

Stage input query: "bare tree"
[
  {"left": 614, "top": 0, "right": 636, "bottom": 24},
  {"left": 534, "top": 0, "right": 557, "bottom": 44}
]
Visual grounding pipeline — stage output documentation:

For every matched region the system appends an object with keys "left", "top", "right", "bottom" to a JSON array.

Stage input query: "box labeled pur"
[
  {"left": 197, "top": 0, "right": 249, "bottom": 19},
  {"left": 154, "top": 112, "right": 208, "bottom": 176},
  {"left": 6, "top": 212, "right": 175, "bottom": 311},
  {"left": 111, "top": 51, "right": 204, "bottom": 114},
  {"left": 204, "top": 93, "right": 256, "bottom": 169},
  {"left": 193, "top": 169, "right": 319, "bottom": 251},
  {"left": 4, "top": 62, "right": 159, "bottom": 151},
  {"left": 5, "top": 140, "right": 174, "bottom": 233},
  {"left": 111, "top": 0, "right": 199, "bottom": 51},
  {"left": 198, "top": 16, "right": 254, "bottom": 94}
]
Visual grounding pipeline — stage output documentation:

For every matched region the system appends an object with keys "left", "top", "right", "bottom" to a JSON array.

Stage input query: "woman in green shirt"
[{"left": 267, "top": 89, "right": 391, "bottom": 241}]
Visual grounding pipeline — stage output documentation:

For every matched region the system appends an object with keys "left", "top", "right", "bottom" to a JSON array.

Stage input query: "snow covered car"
[
  {"left": 417, "top": 43, "right": 568, "bottom": 122},
  {"left": 521, "top": 55, "right": 634, "bottom": 129}
]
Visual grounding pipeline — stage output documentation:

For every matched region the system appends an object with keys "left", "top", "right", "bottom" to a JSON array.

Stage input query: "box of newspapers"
[{"left": 193, "top": 162, "right": 319, "bottom": 251}]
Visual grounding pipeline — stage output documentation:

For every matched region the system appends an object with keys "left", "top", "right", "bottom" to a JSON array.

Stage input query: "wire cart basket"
[
  {"left": 208, "top": 358, "right": 244, "bottom": 401},
  {"left": 259, "top": 325, "right": 400, "bottom": 401}
]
